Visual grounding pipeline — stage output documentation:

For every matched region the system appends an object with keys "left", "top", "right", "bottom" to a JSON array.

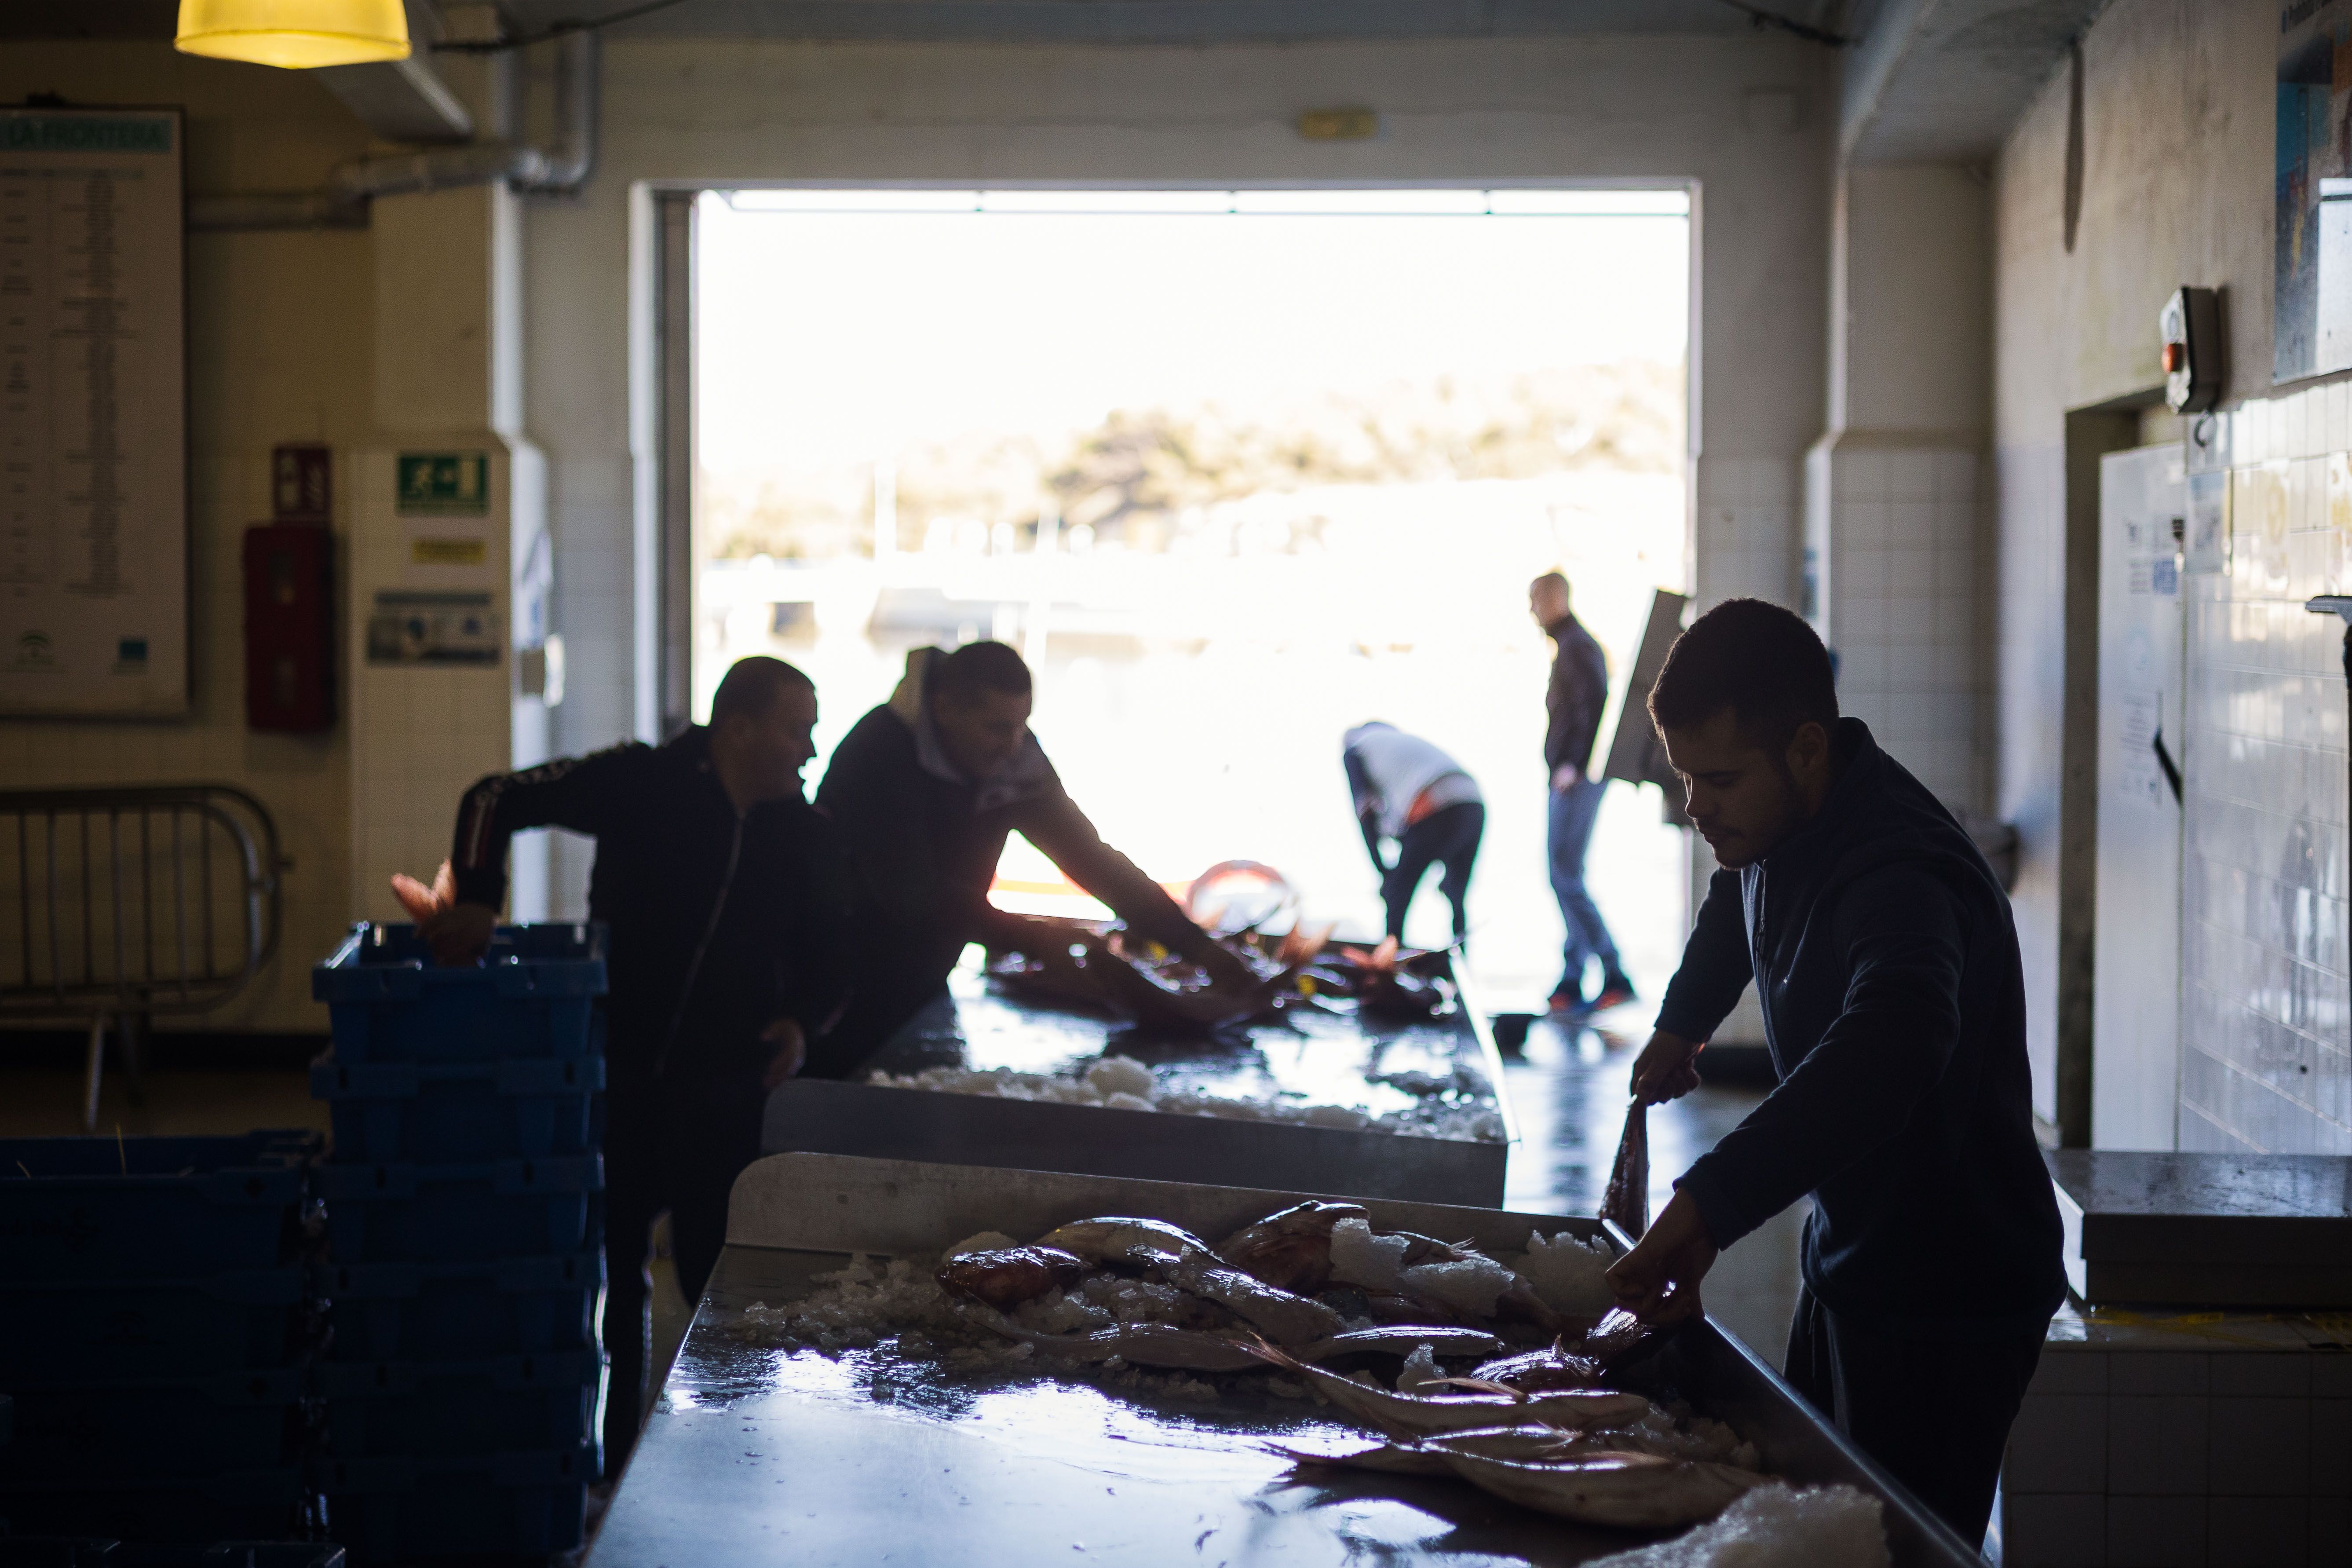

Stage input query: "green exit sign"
[{"left": 397, "top": 453, "right": 490, "bottom": 515}]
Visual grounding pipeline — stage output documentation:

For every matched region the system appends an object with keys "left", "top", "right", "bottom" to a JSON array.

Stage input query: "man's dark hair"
[
  {"left": 931, "top": 640, "right": 1033, "bottom": 704},
  {"left": 710, "top": 655, "right": 813, "bottom": 727},
  {"left": 1648, "top": 598, "right": 1837, "bottom": 751}
]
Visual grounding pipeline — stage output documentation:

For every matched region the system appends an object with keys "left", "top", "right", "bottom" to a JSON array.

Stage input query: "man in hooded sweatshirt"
[
  {"left": 809, "top": 639, "right": 1254, "bottom": 1078},
  {"left": 1604, "top": 598, "right": 2063, "bottom": 1550}
]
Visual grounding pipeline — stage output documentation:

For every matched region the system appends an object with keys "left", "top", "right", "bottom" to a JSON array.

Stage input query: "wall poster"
[{"left": 0, "top": 108, "right": 187, "bottom": 716}]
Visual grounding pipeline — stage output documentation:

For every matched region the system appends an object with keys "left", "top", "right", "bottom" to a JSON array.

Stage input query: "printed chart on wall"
[{"left": 0, "top": 108, "right": 188, "bottom": 716}]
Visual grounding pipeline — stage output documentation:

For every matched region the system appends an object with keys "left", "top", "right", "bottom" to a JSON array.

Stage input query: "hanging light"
[{"left": 175, "top": 0, "right": 411, "bottom": 69}]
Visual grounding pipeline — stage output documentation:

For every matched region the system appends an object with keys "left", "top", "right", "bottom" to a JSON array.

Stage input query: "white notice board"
[{"left": 0, "top": 108, "right": 188, "bottom": 717}]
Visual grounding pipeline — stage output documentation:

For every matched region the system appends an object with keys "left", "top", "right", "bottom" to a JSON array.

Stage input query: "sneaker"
[
  {"left": 1546, "top": 985, "right": 1587, "bottom": 1013},
  {"left": 1589, "top": 976, "right": 1638, "bottom": 1012}
]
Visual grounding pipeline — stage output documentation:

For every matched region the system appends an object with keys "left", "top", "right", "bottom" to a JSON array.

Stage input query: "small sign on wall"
[
  {"left": 396, "top": 453, "right": 490, "bottom": 515},
  {"left": 273, "top": 444, "right": 331, "bottom": 522},
  {"left": 365, "top": 589, "right": 500, "bottom": 666}
]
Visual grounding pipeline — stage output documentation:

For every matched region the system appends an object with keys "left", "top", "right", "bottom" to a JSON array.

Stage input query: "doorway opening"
[{"left": 687, "top": 186, "right": 1692, "bottom": 1010}]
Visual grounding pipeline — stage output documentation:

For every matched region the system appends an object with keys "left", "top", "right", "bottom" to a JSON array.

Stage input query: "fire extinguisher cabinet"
[{"left": 243, "top": 523, "right": 335, "bottom": 733}]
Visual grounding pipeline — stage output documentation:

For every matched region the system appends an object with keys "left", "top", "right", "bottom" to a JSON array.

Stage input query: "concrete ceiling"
[
  {"left": 1841, "top": 0, "right": 2113, "bottom": 163},
  {"left": 493, "top": 0, "right": 1850, "bottom": 43},
  {"left": 3, "top": 0, "right": 1855, "bottom": 45}
]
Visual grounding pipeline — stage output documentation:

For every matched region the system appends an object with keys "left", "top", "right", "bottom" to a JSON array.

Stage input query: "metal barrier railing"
[{"left": 0, "top": 784, "right": 285, "bottom": 1127}]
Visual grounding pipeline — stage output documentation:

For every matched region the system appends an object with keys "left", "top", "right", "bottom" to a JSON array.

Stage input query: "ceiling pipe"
[{"left": 187, "top": 29, "right": 598, "bottom": 232}]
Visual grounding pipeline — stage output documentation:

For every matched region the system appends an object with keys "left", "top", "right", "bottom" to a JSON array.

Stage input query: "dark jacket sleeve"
[
  {"left": 1545, "top": 623, "right": 1610, "bottom": 774},
  {"left": 1018, "top": 790, "right": 1205, "bottom": 953},
  {"left": 449, "top": 743, "right": 646, "bottom": 911},
  {"left": 1676, "top": 865, "right": 1968, "bottom": 1250},
  {"left": 1653, "top": 869, "right": 1754, "bottom": 1043},
  {"left": 818, "top": 711, "right": 993, "bottom": 940},
  {"left": 775, "top": 809, "right": 859, "bottom": 1034}
]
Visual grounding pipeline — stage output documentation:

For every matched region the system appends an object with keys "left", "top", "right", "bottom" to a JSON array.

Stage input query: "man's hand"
[
  {"left": 760, "top": 1017, "right": 807, "bottom": 1090},
  {"left": 1605, "top": 1188, "right": 1718, "bottom": 1324},
  {"left": 390, "top": 861, "right": 498, "bottom": 967},
  {"left": 1185, "top": 930, "right": 1261, "bottom": 992},
  {"left": 418, "top": 902, "right": 497, "bottom": 968},
  {"left": 1629, "top": 1028, "right": 1703, "bottom": 1103},
  {"left": 1552, "top": 763, "right": 1584, "bottom": 792}
]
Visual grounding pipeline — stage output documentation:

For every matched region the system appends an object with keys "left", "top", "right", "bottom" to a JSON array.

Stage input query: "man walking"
[
  {"left": 1605, "top": 599, "right": 2064, "bottom": 1548},
  {"left": 1531, "top": 571, "right": 1632, "bottom": 1012},
  {"left": 1341, "top": 721, "right": 1483, "bottom": 945}
]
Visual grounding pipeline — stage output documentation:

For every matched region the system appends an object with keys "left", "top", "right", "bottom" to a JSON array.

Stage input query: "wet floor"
[{"left": 1498, "top": 1007, "right": 1803, "bottom": 1369}]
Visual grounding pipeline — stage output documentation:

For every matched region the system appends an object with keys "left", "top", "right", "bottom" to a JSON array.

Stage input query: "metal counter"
[
  {"left": 764, "top": 957, "right": 1514, "bottom": 1206},
  {"left": 587, "top": 1154, "right": 1982, "bottom": 1568}
]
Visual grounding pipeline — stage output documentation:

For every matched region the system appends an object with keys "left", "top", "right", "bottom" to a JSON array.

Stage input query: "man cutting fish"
[
  {"left": 396, "top": 655, "right": 852, "bottom": 1476},
  {"left": 1605, "top": 598, "right": 2064, "bottom": 1550},
  {"left": 808, "top": 639, "right": 1256, "bottom": 1078}
]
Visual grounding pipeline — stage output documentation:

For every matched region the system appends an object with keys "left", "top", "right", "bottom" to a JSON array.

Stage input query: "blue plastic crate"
[
  {"left": 317, "top": 1251, "right": 601, "bottom": 1363},
  {"left": 317, "top": 1157, "right": 601, "bottom": 1265},
  {"left": 317, "top": 1348, "right": 600, "bottom": 1462},
  {"left": 320, "top": 1446, "right": 590, "bottom": 1562},
  {"left": 312, "top": 924, "right": 605, "bottom": 1066},
  {"left": 0, "top": 1134, "right": 320, "bottom": 1282},
  {"left": 308, "top": 1051, "right": 603, "bottom": 1164},
  {"left": 0, "top": 1268, "right": 316, "bottom": 1385},
  {"left": 0, "top": 1471, "right": 316, "bottom": 1546},
  {"left": 0, "top": 1547, "right": 345, "bottom": 1568},
  {"left": 5, "top": 1370, "right": 310, "bottom": 1484}
]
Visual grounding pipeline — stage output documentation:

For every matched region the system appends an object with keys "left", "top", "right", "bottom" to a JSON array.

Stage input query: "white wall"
[
  {"left": 0, "top": 44, "right": 377, "bottom": 1034},
  {"left": 1994, "top": 0, "right": 2350, "bottom": 1151},
  {"left": 522, "top": 35, "right": 1838, "bottom": 913}
]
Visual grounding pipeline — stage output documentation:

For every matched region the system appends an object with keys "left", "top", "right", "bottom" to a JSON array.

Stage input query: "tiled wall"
[
  {"left": 1692, "top": 454, "right": 1798, "bottom": 1046},
  {"left": 2001, "top": 1338, "right": 2352, "bottom": 1568},
  {"left": 544, "top": 453, "right": 639, "bottom": 922},
  {"left": 2179, "top": 387, "right": 2352, "bottom": 1156},
  {"left": 1811, "top": 442, "right": 1986, "bottom": 808}
]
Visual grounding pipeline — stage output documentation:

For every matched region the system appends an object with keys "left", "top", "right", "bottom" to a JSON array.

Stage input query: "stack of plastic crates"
[
  {"left": 309, "top": 923, "right": 607, "bottom": 1565},
  {"left": 0, "top": 1131, "right": 327, "bottom": 1546}
]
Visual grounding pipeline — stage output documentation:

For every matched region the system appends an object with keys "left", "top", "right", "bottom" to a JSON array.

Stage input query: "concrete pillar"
[
  {"left": 1804, "top": 164, "right": 1991, "bottom": 809},
  {"left": 346, "top": 25, "right": 551, "bottom": 924}
]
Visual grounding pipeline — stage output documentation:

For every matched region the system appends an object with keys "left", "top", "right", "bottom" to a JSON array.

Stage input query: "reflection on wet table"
[
  {"left": 866, "top": 958, "right": 1507, "bottom": 1134},
  {"left": 603, "top": 1247, "right": 1703, "bottom": 1568}
]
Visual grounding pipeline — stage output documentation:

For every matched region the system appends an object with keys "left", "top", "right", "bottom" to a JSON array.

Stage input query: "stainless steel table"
[
  {"left": 587, "top": 1155, "right": 1982, "bottom": 1568},
  {"left": 765, "top": 957, "right": 1515, "bottom": 1206}
]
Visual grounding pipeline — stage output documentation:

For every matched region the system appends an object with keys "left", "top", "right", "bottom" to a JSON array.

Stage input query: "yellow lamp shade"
[{"left": 175, "top": 0, "right": 411, "bottom": 68}]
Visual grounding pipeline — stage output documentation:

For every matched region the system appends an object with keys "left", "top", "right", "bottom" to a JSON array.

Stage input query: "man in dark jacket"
[
  {"left": 409, "top": 656, "right": 852, "bottom": 1473},
  {"left": 1606, "top": 599, "right": 2063, "bottom": 1548},
  {"left": 809, "top": 640, "right": 1251, "bottom": 1078},
  {"left": 1531, "top": 571, "right": 1632, "bottom": 1011}
]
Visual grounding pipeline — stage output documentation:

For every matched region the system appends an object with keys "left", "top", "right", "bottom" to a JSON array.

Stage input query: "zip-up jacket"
[
  {"left": 450, "top": 728, "right": 854, "bottom": 1082},
  {"left": 1658, "top": 719, "right": 2065, "bottom": 1336},
  {"left": 1545, "top": 613, "right": 1610, "bottom": 776}
]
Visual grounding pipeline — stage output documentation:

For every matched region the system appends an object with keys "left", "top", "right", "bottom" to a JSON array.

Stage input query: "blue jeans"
[{"left": 1547, "top": 777, "right": 1621, "bottom": 996}]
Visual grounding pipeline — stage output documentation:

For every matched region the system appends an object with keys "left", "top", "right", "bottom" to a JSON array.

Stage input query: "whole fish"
[
  {"left": 1470, "top": 1339, "right": 1606, "bottom": 1392},
  {"left": 1600, "top": 1099, "right": 1649, "bottom": 1238},
  {"left": 960, "top": 1304, "right": 1264, "bottom": 1372},
  {"left": 935, "top": 1246, "right": 1087, "bottom": 1309},
  {"left": 1036, "top": 1216, "right": 1212, "bottom": 1268},
  {"left": 1296, "top": 1326, "right": 1501, "bottom": 1363},
  {"left": 1238, "top": 1338, "right": 1652, "bottom": 1439},
  {"left": 1154, "top": 1253, "right": 1346, "bottom": 1345},
  {"left": 1436, "top": 1447, "right": 1764, "bottom": 1530},
  {"left": 1214, "top": 1201, "right": 1368, "bottom": 1292}
]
